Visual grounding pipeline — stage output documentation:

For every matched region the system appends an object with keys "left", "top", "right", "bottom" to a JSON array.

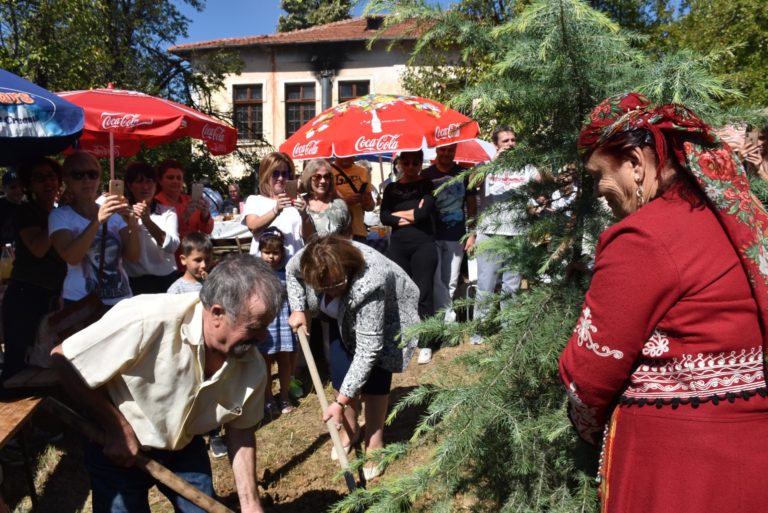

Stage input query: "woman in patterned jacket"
[
  {"left": 559, "top": 92, "right": 768, "bottom": 512},
  {"left": 286, "top": 234, "right": 419, "bottom": 481}
]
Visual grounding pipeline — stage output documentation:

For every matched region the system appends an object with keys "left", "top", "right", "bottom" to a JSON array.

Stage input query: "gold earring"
[{"left": 635, "top": 179, "right": 644, "bottom": 209}]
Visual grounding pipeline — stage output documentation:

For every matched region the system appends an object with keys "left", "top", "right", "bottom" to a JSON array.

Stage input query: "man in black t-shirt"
[{"left": 420, "top": 144, "right": 477, "bottom": 348}]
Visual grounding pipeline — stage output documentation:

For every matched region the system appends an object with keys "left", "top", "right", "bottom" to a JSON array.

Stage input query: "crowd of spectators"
[{"left": 4, "top": 120, "right": 761, "bottom": 511}]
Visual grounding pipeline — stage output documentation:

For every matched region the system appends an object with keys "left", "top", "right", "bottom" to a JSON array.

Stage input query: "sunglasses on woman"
[
  {"left": 272, "top": 169, "right": 291, "bottom": 180},
  {"left": 69, "top": 169, "right": 100, "bottom": 181},
  {"left": 317, "top": 276, "right": 348, "bottom": 292},
  {"left": 311, "top": 173, "right": 333, "bottom": 182}
]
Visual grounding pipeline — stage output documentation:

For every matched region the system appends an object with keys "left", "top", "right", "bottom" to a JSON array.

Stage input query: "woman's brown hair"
[
  {"left": 300, "top": 158, "right": 335, "bottom": 198},
  {"left": 257, "top": 152, "right": 295, "bottom": 197},
  {"left": 300, "top": 234, "right": 365, "bottom": 290}
]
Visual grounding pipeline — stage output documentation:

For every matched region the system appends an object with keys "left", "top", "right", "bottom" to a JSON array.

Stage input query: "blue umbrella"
[{"left": 0, "top": 69, "right": 83, "bottom": 165}]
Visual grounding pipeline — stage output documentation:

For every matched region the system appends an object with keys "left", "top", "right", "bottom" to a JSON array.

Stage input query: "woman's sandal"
[
  {"left": 330, "top": 430, "right": 360, "bottom": 461},
  {"left": 362, "top": 464, "right": 382, "bottom": 481}
]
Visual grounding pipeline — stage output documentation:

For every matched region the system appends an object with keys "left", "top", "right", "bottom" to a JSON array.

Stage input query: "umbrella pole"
[
  {"left": 378, "top": 155, "right": 384, "bottom": 184},
  {"left": 109, "top": 131, "right": 115, "bottom": 180},
  {"left": 296, "top": 327, "right": 357, "bottom": 491}
]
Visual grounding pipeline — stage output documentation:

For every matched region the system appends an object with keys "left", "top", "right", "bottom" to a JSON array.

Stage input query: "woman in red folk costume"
[{"left": 560, "top": 92, "right": 768, "bottom": 513}]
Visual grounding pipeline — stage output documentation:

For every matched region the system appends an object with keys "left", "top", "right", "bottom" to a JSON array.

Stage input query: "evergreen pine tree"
[{"left": 334, "top": 1, "right": 747, "bottom": 511}]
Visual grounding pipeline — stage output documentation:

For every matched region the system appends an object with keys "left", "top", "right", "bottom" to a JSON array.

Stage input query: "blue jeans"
[{"left": 85, "top": 436, "right": 214, "bottom": 513}]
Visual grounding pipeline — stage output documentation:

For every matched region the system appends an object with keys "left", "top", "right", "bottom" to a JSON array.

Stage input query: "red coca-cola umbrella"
[
  {"left": 279, "top": 94, "right": 479, "bottom": 160},
  {"left": 424, "top": 138, "right": 497, "bottom": 165},
  {"left": 58, "top": 84, "right": 237, "bottom": 177}
]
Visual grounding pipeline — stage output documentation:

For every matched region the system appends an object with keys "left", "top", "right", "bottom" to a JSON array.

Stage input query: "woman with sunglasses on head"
[
  {"left": 123, "top": 162, "right": 180, "bottom": 294},
  {"left": 242, "top": 152, "right": 314, "bottom": 259},
  {"left": 286, "top": 234, "right": 419, "bottom": 481},
  {"left": 301, "top": 158, "right": 350, "bottom": 236},
  {"left": 49, "top": 151, "right": 140, "bottom": 307},
  {"left": 154, "top": 159, "right": 212, "bottom": 271},
  {"left": 0, "top": 157, "right": 67, "bottom": 383},
  {"left": 380, "top": 150, "right": 438, "bottom": 364}
]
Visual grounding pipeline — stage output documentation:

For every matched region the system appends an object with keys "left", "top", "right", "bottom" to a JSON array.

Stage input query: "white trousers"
[
  {"left": 474, "top": 233, "right": 521, "bottom": 321},
  {"left": 433, "top": 239, "right": 464, "bottom": 316}
]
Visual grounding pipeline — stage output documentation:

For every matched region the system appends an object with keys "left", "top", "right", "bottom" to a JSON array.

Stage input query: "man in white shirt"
[
  {"left": 51, "top": 254, "right": 283, "bottom": 513},
  {"left": 468, "top": 127, "right": 538, "bottom": 344}
]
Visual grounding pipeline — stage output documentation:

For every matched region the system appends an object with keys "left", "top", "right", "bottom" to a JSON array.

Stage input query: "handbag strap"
[
  {"left": 95, "top": 222, "right": 107, "bottom": 293},
  {"left": 331, "top": 163, "right": 359, "bottom": 194}
]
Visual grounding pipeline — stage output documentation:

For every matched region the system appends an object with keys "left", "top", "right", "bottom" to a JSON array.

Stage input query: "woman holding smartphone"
[
  {"left": 0, "top": 157, "right": 66, "bottom": 383},
  {"left": 154, "top": 159, "right": 212, "bottom": 271},
  {"left": 301, "top": 158, "right": 351, "bottom": 236},
  {"left": 49, "top": 151, "right": 140, "bottom": 306},
  {"left": 123, "top": 162, "right": 180, "bottom": 294},
  {"left": 242, "top": 152, "right": 314, "bottom": 259}
]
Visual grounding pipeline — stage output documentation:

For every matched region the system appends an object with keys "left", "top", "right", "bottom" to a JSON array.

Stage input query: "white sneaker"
[
  {"left": 417, "top": 348, "right": 432, "bottom": 364},
  {"left": 469, "top": 334, "right": 483, "bottom": 345}
]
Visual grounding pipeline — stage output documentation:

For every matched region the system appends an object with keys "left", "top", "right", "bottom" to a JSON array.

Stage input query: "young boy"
[
  {"left": 166, "top": 232, "right": 212, "bottom": 295},
  {"left": 165, "top": 232, "right": 225, "bottom": 459}
]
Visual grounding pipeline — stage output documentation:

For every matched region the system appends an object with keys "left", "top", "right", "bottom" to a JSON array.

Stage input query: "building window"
[
  {"left": 285, "top": 83, "right": 316, "bottom": 137},
  {"left": 233, "top": 84, "right": 263, "bottom": 141},
  {"left": 339, "top": 81, "right": 370, "bottom": 102}
]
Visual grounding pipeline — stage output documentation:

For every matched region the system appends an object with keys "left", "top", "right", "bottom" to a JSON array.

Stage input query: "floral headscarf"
[{"left": 579, "top": 92, "right": 768, "bottom": 343}]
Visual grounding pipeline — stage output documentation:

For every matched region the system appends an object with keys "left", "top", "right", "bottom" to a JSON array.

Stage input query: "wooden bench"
[
  {"left": 212, "top": 236, "right": 251, "bottom": 257},
  {"left": 0, "top": 395, "right": 46, "bottom": 512}
]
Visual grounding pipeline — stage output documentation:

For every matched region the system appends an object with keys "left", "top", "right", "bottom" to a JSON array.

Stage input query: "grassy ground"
[{"left": 2, "top": 342, "right": 476, "bottom": 513}]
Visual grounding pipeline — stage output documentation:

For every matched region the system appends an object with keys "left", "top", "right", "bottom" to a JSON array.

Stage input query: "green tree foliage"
[
  {"left": 586, "top": 0, "right": 768, "bottom": 107},
  {"left": 667, "top": 0, "right": 768, "bottom": 107},
  {"left": 278, "top": 0, "right": 354, "bottom": 32},
  {"left": 338, "top": 0, "right": 745, "bottom": 511},
  {"left": 0, "top": 0, "right": 245, "bottom": 183}
]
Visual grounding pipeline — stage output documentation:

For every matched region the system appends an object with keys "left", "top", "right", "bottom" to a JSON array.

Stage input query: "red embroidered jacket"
[{"left": 559, "top": 189, "right": 766, "bottom": 444}]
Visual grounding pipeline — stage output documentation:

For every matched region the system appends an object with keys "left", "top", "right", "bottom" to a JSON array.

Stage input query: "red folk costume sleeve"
[{"left": 559, "top": 222, "right": 682, "bottom": 445}]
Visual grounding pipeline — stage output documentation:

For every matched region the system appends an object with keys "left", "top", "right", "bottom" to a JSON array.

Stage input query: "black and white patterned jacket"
[{"left": 286, "top": 241, "right": 419, "bottom": 398}]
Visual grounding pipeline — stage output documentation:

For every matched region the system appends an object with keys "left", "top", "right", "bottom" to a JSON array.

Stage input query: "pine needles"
[{"left": 337, "top": 0, "right": 754, "bottom": 511}]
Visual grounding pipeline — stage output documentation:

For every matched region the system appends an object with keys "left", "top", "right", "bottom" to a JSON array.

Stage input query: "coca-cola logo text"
[
  {"left": 434, "top": 123, "right": 461, "bottom": 140},
  {"left": 202, "top": 124, "right": 225, "bottom": 142},
  {"left": 100, "top": 112, "right": 153, "bottom": 130},
  {"left": 292, "top": 140, "right": 320, "bottom": 158},
  {"left": 354, "top": 134, "right": 400, "bottom": 153}
]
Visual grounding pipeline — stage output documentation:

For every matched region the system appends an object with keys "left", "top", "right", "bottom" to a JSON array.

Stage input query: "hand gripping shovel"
[
  {"left": 44, "top": 398, "right": 235, "bottom": 513},
  {"left": 295, "top": 327, "right": 357, "bottom": 491}
]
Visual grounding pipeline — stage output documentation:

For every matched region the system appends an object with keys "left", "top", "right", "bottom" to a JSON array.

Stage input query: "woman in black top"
[
  {"left": 1, "top": 157, "right": 66, "bottom": 382},
  {"left": 380, "top": 150, "right": 437, "bottom": 323}
]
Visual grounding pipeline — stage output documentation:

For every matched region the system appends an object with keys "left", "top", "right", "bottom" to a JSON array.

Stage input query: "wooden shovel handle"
[
  {"left": 296, "top": 327, "right": 357, "bottom": 491},
  {"left": 44, "top": 398, "right": 234, "bottom": 513}
]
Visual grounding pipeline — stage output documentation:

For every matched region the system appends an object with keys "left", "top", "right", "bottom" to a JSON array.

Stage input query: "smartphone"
[
  {"left": 190, "top": 182, "right": 204, "bottom": 201},
  {"left": 284, "top": 179, "right": 299, "bottom": 200},
  {"left": 108, "top": 179, "right": 124, "bottom": 197},
  {"left": 746, "top": 128, "right": 760, "bottom": 147}
]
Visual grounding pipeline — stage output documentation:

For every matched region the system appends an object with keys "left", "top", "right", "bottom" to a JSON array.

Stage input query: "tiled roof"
[{"left": 169, "top": 16, "right": 419, "bottom": 53}]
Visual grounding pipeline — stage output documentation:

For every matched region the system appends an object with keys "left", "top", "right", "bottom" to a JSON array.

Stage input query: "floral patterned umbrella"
[{"left": 279, "top": 94, "right": 479, "bottom": 160}]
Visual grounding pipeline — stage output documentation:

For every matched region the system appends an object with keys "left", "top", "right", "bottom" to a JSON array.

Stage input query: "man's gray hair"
[{"left": 200, "top": 254, "right": 284, "bottom": 322}]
